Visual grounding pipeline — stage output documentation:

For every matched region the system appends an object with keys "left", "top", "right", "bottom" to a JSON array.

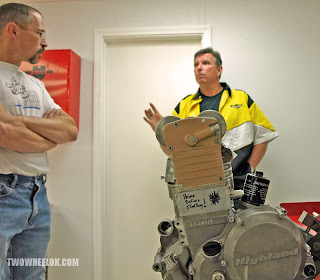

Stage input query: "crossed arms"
[{"left": 0, "top": 104, "right": 78, "bottom": 153}]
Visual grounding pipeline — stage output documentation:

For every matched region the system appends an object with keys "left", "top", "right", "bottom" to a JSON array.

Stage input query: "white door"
[{"left": 105, "top": 38, "right": 201, "bottom": 280}]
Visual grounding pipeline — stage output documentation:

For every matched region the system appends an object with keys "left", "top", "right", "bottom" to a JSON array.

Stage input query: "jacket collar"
[{"left": 193, "top": 82, "right": 231, "bottom": 100}]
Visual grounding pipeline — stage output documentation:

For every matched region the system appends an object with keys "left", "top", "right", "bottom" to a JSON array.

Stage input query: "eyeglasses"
[{"left": 17, "top": 25, "right": 46, "bottom": 40}]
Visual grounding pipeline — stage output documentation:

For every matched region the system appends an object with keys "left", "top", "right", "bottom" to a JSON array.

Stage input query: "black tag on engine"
[{"left": 241, "top": 172, "right": 270, "bottom": 206}]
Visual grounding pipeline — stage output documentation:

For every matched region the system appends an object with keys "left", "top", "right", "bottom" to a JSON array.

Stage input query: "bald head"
[{"left": 0, "top": 3, "right": 42, "bottom": 33}]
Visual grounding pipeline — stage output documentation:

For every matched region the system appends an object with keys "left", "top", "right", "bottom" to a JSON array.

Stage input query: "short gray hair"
[
  {"left": 194, "top": 47, "right": 222, "bottom": 68},
  {"left": 0, "top": 3, "right": 42, "bottom": 32}
]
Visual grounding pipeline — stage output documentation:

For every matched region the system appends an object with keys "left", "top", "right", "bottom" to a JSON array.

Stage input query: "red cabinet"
[{"left": 20, "top": 49, "right": 81, "bottom": 129}]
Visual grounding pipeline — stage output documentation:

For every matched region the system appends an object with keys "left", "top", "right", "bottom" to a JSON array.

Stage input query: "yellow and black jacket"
[{"left": 172, "top": 83, "right": 279, "bottom": 188}]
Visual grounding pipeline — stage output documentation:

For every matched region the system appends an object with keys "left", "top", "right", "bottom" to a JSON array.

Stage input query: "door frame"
[{"left": 93, "top": 26, "right": 211, "bottom": 280}]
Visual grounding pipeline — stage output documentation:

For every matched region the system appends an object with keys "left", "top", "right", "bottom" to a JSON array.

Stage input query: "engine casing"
[{"left": 153, "top": 111, "right": 316, "bottom": 280}]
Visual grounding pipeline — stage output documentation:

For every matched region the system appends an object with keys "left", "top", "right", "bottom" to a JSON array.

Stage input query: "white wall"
[{"left": 11, "top": 0, "right": 320, "bottom": 279}]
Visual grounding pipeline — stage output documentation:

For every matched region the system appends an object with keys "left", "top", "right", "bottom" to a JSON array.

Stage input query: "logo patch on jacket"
[{"left": 230, "top": 104, "right": 243, "bottom": 108}]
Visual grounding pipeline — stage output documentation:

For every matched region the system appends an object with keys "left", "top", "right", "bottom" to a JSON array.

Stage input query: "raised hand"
[{"left": 143, "top": 103, "right": 163, "bottom": 131}]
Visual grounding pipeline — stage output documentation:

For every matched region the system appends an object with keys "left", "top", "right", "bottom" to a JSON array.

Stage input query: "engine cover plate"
[{"left": 223, "top": 206, "right": 307, "bottom": 280}]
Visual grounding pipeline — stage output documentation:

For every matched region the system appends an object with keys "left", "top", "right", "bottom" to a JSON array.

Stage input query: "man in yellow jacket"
[{"left": 144, "top": 47, "right": 278, "bottom": 190}]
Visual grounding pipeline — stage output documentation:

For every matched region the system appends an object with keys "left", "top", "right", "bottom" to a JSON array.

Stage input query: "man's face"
[
  {"left": 194, "top": 53, "right": 222, "bottom": 85},
  {"left": 18, "top": 11, "right": 48, "bottom": 64}
]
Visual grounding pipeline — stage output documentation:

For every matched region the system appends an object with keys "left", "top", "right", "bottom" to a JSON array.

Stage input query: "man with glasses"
[{"left": 0, "top": 3, "right": 78, "bottom": 280}]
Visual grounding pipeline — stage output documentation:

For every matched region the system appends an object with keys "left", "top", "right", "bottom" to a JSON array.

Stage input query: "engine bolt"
[
  {"left": 307, "top": 251, "right": 312, "bottom": 257},
  {"left": 228, "top": 216, "right": 235, "bottom": 223},
  {"left": 212, "top": 272, "right": 225, "bottom": 280},
  {"left": 305, "top": 244, "right": 311, "bottom": 251},
  {"left": 235, "top": 216, "right": 243, "bottom": 225},
  {"left": 189, "top": 136, "right": 196, "bottom": 142},
  {"left": 236, "top": 219, "right": 243, "bottom": 226},
  {"left": 201, "top": 118, "right": 206, "bottom": 123},
  {"left": 189, "top": 269, "right": 195, "bottom": 275},
  {"left": 221, "top": 260, "right": 227, "bottom": 267}
]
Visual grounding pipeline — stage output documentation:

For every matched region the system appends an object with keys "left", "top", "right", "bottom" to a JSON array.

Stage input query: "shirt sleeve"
[
  {"left": 172, "top": 103, "right": 180, "bottom": 117},
  {"left": 40, "top": 82, "right": 61, "bottom": 112},
  {"left": 249, "top": 100, "right": 279, "bottom": 145}
]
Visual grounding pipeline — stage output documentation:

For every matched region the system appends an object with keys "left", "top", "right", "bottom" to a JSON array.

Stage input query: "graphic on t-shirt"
[{"left": 6, "top": 77, "right": 40, "bottom": 110}]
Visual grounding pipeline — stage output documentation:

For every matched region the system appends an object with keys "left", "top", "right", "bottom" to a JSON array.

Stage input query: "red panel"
[
  {"left": 280, "top": 202, "right": 320, "bottom": 280},
  {"left": 19, "top": 49, "right": 81, "bottom": 129},
  {"left": 280, "top": 201, "right": 320, "bottom": 226}
]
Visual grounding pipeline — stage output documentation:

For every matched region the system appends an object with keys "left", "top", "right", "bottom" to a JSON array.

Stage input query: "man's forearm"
[
  {"left": 20, "top": 110, "right": 78, "bottom": 144},
  {"left": 0, "top": 104, "right": 57, "bottom": 152},
  {"left": 248, "top": 142, "right": 268, "bottom": 171},
  {"left": 0, "top": 117, "right": 57, "bottom": 153}
]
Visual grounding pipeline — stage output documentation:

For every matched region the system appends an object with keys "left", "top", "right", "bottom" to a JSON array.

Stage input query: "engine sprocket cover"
[{"left": 223, "top": 206, "right": 307, "bottom": 280}]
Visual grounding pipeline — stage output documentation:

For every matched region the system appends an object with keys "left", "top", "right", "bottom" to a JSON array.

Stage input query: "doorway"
[{"left": 93, "top": 26, "right": 211, "bottom": 280}]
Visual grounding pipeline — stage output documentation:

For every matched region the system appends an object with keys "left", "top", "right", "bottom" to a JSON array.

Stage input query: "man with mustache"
[
  {"left": 0, "top": 3, "right": 78, "bottom": 280},
  {"left": 144, "top": 47, "right": 278, "bottom": 192}
]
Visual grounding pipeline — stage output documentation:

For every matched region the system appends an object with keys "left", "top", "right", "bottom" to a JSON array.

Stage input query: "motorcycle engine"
[{"left": 152, "top": 111, "right": 317, "bottom": 280}]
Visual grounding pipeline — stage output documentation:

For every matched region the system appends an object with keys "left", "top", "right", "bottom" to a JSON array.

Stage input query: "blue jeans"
[{"left": 0, "top": 174, "right": 51, "bottom": 280}]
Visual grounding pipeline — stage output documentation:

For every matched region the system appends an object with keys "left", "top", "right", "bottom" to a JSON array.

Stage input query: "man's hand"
[
  {"left": 43, "top": 109, "right": 60, "bottom": 118},
  {"left": 21, "top": 109, "right": 78, "bottom": 144},
  {"left": 144, "top": 103, "right": 170, "bottom": 156},
  {"left": 143, "top": 103, "right": 163, "bottom": 132}
]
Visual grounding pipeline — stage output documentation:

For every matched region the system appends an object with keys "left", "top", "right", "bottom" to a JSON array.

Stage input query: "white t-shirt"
[{"left": 0, "top": 61, "right": 61, "bottom": 176}]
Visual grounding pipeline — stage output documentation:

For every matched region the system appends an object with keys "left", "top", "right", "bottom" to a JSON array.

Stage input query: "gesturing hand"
[{"left": 143, "top": 103, "right": 163, "bottom": 132}]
